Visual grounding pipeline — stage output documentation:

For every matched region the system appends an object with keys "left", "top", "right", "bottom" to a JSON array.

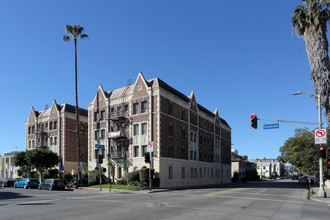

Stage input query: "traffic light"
[
  {"left": 250, "top": 114, "right": 258, "bottom": 129},
  {"left": 319, "top": 146, "right": 326, "bottom": 159},
  {"left": 99, "top": 154, "right": 104, "bottom": 164},
  {"left": 144, "top": 152, "right": 150, "bottom": 163},
  {"left": 327, "top": 159, "right": 330, "bottom": 167}
]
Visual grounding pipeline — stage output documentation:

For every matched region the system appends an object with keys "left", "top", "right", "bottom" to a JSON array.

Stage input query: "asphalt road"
[{"left": 1, "top": 179, "right": 329, "bottom": 220}]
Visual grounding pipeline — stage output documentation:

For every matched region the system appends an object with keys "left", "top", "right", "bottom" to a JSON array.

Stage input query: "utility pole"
[
  {"left": 293, "top": 91, "right": 325, "bottom": 198},
  {"left": 316, "top": 93, "right": 325, "bottom": 198}
]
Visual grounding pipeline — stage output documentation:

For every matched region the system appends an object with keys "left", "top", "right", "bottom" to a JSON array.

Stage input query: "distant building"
[
  {"left": 231, "top": 150, "right": 255, "bottom": 179},
  {"left": 255, "top": 157, "right": 285, "bottom": 178},
  {"left": 26, "top": 100, "right": 88, "bottom": 174},
  {"left": 0, "top": 151, "right": 20, "bottom": 179},
  {"left": 88, "top": 72, "right": 232, "bottom": 188}
]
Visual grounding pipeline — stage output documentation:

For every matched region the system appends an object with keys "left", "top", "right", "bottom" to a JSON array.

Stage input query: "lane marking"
[{"left": 255, "top": 190, "right": 266, "bottom": 194}]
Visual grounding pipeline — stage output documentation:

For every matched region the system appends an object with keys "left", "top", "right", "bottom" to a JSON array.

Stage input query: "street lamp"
[{"left": 293, "top": 91, "right": 325, "bottom": 198}]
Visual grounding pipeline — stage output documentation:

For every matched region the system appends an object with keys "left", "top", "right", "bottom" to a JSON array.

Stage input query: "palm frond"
[
  {"left": 62, "top": 35, "right": 70, "bottom": 42},
  {"left": 80, "top": 34, "right": 88, "bottom": 39},
  {"left": 65, "top": 25, "right": 73, "bottom": 34}
]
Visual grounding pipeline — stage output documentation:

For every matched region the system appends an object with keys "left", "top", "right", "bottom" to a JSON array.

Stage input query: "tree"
[
  {"left": 62, "top": 25, "right": 88, "bottom": 181},
  {"left": 25, "top": 149, "right": 59, "bottom": 183},
  {"left": 108, "top": 159, "right": 115, "bottom": 183},
  {"left": 279, "top": 129, "right": 327, "bottom": 176},
  {"left": 13, "top": 151, "right": 31, "bottom": 178},
  {"left": 292, "top": 0, "right": 330, "bottom": 126}
]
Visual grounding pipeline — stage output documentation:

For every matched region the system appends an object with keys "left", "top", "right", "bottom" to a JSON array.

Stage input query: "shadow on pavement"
[{"left": 0, "top": 191, "right": 32, "bottom": 200}]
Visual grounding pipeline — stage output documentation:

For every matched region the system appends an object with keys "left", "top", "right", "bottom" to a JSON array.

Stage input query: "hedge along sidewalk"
[{"left": 87, "top": 184, "right": 141, "bottom": 191}]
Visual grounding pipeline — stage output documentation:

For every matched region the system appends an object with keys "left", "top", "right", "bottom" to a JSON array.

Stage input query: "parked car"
[
  {"left": 38, "top": 179, "right": 65, "bottom": 191},
  {"left": 299, "top": 176, "right": 309, "bottom": 184},
  {"left": 14, "top": 178, "right": 40, "bottom": 189},
  {"left": 292, "top": 175, "right": 299, "bottom": 180},
  {"left": 0, "top": 178, "right": 16, "bottom": 187}
]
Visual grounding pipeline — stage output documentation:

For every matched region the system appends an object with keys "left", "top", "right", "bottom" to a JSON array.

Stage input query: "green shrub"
[
  {"left": 116, "top": 179, "right": 127, "bottom": 185},
  {"left": 128, "top": 171, "right": 140, "bottom": 182},
  {"left": 152, "top": 178, "right": 160, "bottom": 187},
  {"left": 232, "top": 171, "right": 239, "bottom": 183},
  {"left": 139, "top": 168, "right": 154, "bottom": 183},
  {"left": 63, "top": 172, "right": 73, "bottom": 184}
]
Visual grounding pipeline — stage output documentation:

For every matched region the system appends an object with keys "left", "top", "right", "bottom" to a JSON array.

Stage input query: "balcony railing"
[{"left": 108, "top": 111, "right": 129, "bottom": 122}]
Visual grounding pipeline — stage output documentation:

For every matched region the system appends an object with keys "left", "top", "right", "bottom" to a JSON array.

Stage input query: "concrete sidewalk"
[{"left": 309, "top": 186, "right": 330, "bottom": 204}]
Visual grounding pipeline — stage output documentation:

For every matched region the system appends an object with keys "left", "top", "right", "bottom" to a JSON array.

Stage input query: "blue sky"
[{"left": 0, "top": 0, "right": 327, "bottom": 160}]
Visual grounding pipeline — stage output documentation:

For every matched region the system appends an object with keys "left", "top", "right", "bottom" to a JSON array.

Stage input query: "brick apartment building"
[
  {"left": 26, "top": 100, "right": 88, "bottom": 173},
  {"left": 88, "top": 72, "right": 232, "bottom": 187}
]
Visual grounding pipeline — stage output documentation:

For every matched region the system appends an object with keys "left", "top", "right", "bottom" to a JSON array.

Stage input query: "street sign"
[
  {"left": 315, "top": 129, "right": 327, "bottom": 144},
  {"left": 263, "top": 123, "right": 279, "bottom": 129},
  {"left": 147, "top": 141, "right": 154, "bottom": 152},
  {"left": 95, "top": 144, "right": 105, "bottom": 149}
]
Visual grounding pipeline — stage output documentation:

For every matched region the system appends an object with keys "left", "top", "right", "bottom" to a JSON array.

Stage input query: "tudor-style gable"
[
  {"left": 49, "top": 100, "right": 59, "bottom": 119},
  {"left": 189, "top": 91, "right": 198, "bottom": 113},
  {"left": 28, "top": 107, "right": 37, "bottom": 124},
  {"left": 132, "top": 72, "right": 149, "bottom": 99}
]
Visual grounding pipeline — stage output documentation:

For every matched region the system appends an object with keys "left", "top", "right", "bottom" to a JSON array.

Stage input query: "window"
[
  {"left": 182, "top": 109, "right": 185, "bottom": 120},
  {"left": 190, "top": 150, "right": 193, "bottom": 160},
  {"left": 133, "top": 103, "right": 139, "bottom": 115},
  {"left": 95, "top": 130, "right": 99, "bottom": 140},
  {"left": 194, "top": 133, "right": 197, "bottom": 143},
  {"left": 182, "top": 147, "right": 186, "bottom": 159},
  {"left": 169, "top": 123, "right": 173, "bottom": 136},
  {"left": 169, "top": 167, "right": 173, "bottom": 179},
  {"left": 45, "top": 123, "right": 48, "bottom": 128},
  {"left": 53, "top": 121, "right": 57, "bottom": 129},
  {"left": 200, "top": 168, "right": 202, "bottom": 178},
  {"left": 101, "top": 130, "right": 105, "bottom": 139},
  {"left": 117, "top": 107, "right": 122, "bottom": 116},
  {"left": 94, "top": 112, "right": 99, "bottom": 122},
  {"left": 54, "top": 137, "right": 57, "bottom": 145},
  {"left": 28, "top": 141, "right": 31, "bottom": 149},
  {"left": 28, "top": 127, "right": 31, "bottom": 134},
  {"left": 191, "top": 168, "right": 194, "bottom": 179},
  {"left": 169, "top": 103, "right": 173, "bottom": 115},
  {"left": 182, "top": 167, "right": 185, "bottom": 179},
  {"left": 134, "top": 146, "right": 139, "bottom": 157},
  {"left": 141, "top": 101, "right": 147, "bottom": 113},
  {"left": 142, "top": 145, "right": 147, "bottom": 155},
  {"left": 133, "top": 124, "right": 139, "bottom": 136},
  {"left": 141, "top": 123, "right": 147, "bottom": 135},
  {"left": 190, "top": 132, "right": 193, "bottom": 142},
  {"left": 181, "top": 128, "right": 185, "bottom": 139},
  {"left": 101, "top": 111, "right": 105, "bottom": 120},
  {"left": 124, "top": 105, "right": 128, "bottom": 112},
  {"left": 50, "top": 122, "right": 53, "bottom": 130},
  {"left": 50, "top": 137, "right": 53, "bottom": 145}
]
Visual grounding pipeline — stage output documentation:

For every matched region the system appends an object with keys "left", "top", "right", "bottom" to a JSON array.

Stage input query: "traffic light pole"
[{"left": 316, "top": 94, "right": 325, "bottom": 198}]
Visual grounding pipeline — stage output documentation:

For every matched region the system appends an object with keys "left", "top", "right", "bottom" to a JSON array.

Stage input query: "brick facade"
[
  {"left": 88, "top": 72, "right": 232, "bottom": 187},
  {"left": 25, "top": 100, "right": 88, "bottom": 173}
]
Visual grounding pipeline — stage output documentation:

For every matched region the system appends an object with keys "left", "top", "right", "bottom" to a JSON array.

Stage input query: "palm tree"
[
  {"left": 62, "top": 25, "right": 88, "bottom": 181},
  {"left": 292, "top": 0, "right": 330, "bottom": 126}
]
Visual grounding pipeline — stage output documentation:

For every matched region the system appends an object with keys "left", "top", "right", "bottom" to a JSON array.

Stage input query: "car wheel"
[{"left": 24, "top": 184, "right": 27, "bottom": 189}]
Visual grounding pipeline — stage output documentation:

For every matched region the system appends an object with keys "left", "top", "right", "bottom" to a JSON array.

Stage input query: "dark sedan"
[
  {"left": 38, "top": 179, "right": 65, "bottom": 191},
  {"left": 0, "top": 178, "right": 16, "bottom": 187}
]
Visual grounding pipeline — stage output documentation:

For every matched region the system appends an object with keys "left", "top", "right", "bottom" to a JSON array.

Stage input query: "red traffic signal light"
[
  {"left": 327, "top": 159, "right": 330, "bottom": 166},
  {"left": 319, "top": 146, "right": 326, "bottom": 159},
  {"left": 144, "top": 152, "right": 150, "bottom": 163},
  {"left": 250, "top": 114, "right": 258, "bottom": 129},
  {"left": 99, "top": 154, "right": 104, "bottom": 164}
]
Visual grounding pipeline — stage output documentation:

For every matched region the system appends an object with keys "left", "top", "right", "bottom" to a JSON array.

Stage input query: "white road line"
[{"left": 255, "top": 190, "right": 266, "bottom": 194}]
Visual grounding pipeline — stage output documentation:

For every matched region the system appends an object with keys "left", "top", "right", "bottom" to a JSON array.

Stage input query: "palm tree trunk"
[
  {"left": 304, "top": 26, "right": 330, "bottom": 127},
  {"left": 74, "top": 38, "right": 82, "bottom": 180}
]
